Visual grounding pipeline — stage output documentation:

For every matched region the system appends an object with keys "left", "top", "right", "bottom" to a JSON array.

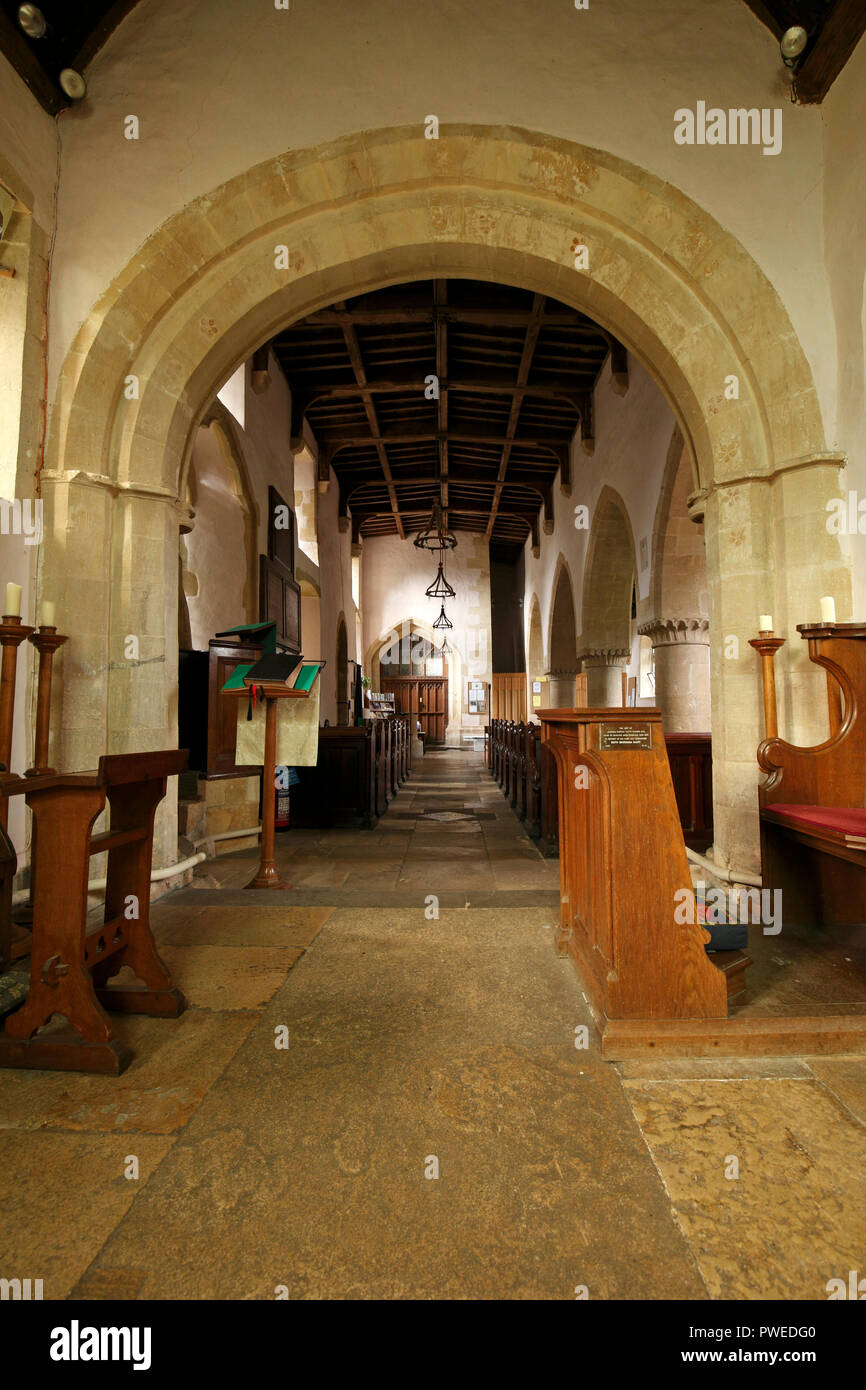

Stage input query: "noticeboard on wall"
[{"left": 466, "top": 679, "right": 488, "bottom": 715}]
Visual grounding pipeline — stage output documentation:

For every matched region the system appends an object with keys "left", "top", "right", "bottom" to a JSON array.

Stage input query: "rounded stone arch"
[
  {"left": 580, "top": 488, "right": 636, "bottom": 707},
  {"left": 582, "top": 486, "right": 636, "bottom": 653},
  {"left": 186, "top": 402, "right": 259, "bottom": 627},
  {"left": 648, "top": 425, "right": 706, "bottom": 623},
  {"left": 44, "top": 124, "right": 849, "bottom": 868},
  {"left": 546, "top": 558, "right": 579, "bottom": 707},
  {"left": 527, "top": 592, "right": 545, "bottom": 675}
]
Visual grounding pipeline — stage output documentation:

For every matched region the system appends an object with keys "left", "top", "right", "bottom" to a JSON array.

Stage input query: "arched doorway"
[
  {"left": 374, "top": 621, "right": 449, "bottom": 745},
  {"left": 44, "top": 125, "right": 845, "bottom": 869}
]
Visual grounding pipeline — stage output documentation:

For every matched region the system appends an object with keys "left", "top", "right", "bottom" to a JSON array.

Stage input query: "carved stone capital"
[
  {"left": 545, "top": 666, "right": 579, "bottom": 680},
  {"left": 638, "top": 618, "right": 710, "bottom": 647},
  {"left": 578, "top": 648, "right": 629, "bottom": 668}
]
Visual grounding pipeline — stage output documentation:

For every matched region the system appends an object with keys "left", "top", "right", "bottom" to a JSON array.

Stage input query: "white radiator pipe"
[
  {"left": 10, "top": 823, "right": 262, "bottom": 906},
  {"left": 685, "top": 845, "right": 763, "bottom": 889}
]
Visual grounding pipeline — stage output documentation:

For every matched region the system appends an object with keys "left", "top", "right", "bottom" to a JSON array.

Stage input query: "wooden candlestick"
[
  {"left": 0, "top": 616, "right": 36, "bottom": 830},
  {"left": 749, "top": 632, "right": 786, "bottom": 740},
  {"left": 24, "top": 626, "right": 68, "bottom": 777}
]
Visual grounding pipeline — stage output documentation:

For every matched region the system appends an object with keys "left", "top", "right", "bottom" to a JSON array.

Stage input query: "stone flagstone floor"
[{"left": 1, "top": 749, "right": 864, "bottom": 1299}]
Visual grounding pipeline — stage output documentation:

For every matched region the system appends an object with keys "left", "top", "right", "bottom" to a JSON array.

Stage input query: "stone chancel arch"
[{"left": 43, "top": 125, "right": 850, "bottom": 869}]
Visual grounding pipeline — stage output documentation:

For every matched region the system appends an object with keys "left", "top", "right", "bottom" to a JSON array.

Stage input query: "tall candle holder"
[
  {"left": 25, "top": 625, "right": 68, "bottom": 777},
  {"left": 749, "top": 629, "right": 785, "bottom": 740},
  {"left": 0, "top": 615, "right": 36, "bottom": 830}
]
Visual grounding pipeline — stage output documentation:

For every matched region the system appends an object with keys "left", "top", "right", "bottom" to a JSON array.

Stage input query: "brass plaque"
[{"left": 599, "top": 723, "right": 653, "bottom": 750}]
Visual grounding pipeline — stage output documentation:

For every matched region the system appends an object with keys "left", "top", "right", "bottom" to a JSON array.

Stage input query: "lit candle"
[
  {"left": 820, "top": 596, "right": 836, "bottom": 623},
  {"left": 4, "top": 582, "right": 21, "bottom": 617},
  {"left": 40, "top": 601, "right": 55, "bottom": 627},
  {"left": 759, "top": 614, "right": 773, "bottom": 632}
]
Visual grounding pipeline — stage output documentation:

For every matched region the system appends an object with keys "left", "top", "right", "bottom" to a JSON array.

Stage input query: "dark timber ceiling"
[
  {"left": 0, "top": 2, "right": 138, "bottom": 112},
  {"left": 0, "top": 2, "right": 862, "bottom": 112},
  {"left": 271, "top": 279, "right": 614, "bottom": 556}
]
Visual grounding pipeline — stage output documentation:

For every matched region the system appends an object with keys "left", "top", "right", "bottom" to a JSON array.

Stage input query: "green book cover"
[
  {"left": 221, "top": 662, "right": 254, "bottom": 692},
  {"left": 293, "top": 663, "right": 323, "bottom": 692}
]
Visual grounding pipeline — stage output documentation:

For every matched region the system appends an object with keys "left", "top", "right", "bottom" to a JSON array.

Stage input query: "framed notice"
[{"left": 466, "top": 679, "right": 487, "bottom": 715}]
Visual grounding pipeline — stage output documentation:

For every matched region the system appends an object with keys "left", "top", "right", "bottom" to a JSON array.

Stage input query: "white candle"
[
  {"left": 40, "top": 600, "right": 55, "bottom": 627},
  {"left": 4, "top": 582, "right": 21, "bottom": 617},
  {"left": 820, "top": 596, "right": 836, "bottom": 623},
  {"left": 759, "top": 614, "right": 773, "bottom": 632}
]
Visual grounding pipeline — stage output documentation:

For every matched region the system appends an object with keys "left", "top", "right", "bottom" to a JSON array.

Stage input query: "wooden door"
[{"left": 418, "top": 679, "right": 447, "bottom": 743}]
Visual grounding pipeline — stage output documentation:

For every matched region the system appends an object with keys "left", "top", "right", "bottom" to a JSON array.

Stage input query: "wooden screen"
[
  {"left": 492, "top": 673, "right": 527, "bottom": 722},
  {"left": 380, "top": 676, "right": 448, "bottom": 744}
]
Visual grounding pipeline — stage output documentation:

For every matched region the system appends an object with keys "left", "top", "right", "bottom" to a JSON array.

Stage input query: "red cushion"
[{"left": 767, "top": 804, "right": 866, "bottom": 836}]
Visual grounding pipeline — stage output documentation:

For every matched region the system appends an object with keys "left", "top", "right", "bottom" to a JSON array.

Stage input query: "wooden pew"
[
  {"left": 290, "top": 724, "right": 377, "bottom": 828},
  {"left": 0, "top": 749, "right": 187, "bottom": 1075},
  {"left": 540, "top": 709, "right": 728, "bottom": 1046},
  {"left": 524, "top": 730, "right": 714, "bottom": 858},
  {"left": 758, "top": 622, "right": 866, "bottom": 928}
]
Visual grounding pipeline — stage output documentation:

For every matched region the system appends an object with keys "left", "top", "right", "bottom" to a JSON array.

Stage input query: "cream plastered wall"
[
  {"left": 822, "top": 37, "right": 866, "bottom": 616},
  {"left": 361, "top": 532, "right": 491, "bottom": 742}
]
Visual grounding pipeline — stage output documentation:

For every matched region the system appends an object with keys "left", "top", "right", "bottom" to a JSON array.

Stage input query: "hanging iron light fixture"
[
  {"left": 414, "top": 500, "right": 456, "bottom": 551},
  {"left": 432, "top": 604, "right": 453, "bottom": 631},
  {"left": 439, "top": 636, "right": 452, "bottom": 656},
  {"left": 425, "top": 554, "right": 456, "bottom": 599}
]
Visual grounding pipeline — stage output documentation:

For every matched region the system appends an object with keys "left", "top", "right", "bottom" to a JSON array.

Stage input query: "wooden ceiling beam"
[
  {"left": 487, "top": 293, "right": 546, "bottom": 540},
  {"left": 333, "top": 300, "right": 404, "bottom": 539}
]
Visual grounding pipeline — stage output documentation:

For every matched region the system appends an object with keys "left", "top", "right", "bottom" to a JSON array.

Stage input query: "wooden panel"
[
  {"left": 290, "top": 726, "right": 376, "bottom": 828},
  {"left": 539, "top": 708, "right": 728, "bottom": 1023},
  {"left": 665, "top": 733, "right": 713, "bottom": 851},
  {"left": 267, "top": 485, "right": 295, "bottom": 570},
  {"left": 381, "top": 676, "right": 448, "bottom": 743},
  {"left": 206, "top": 640, "right": 265, "bottom": 779},
  {"left": 258, "top": 555, "right": 301, "bottom": 654},
  {"left": 492, "top": 673, "right": 527, "bottom": 722}
]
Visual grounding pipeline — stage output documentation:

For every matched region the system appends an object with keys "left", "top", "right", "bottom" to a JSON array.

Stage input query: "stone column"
[
  {"left": 579, "top": 649, "right": 629, "bottom": 706},
  {"left": 638, "top": 619, "right": 710, "bottom": 732},
  {"left": 545, "top": 667, "right": 579, "bottom": 708}
]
